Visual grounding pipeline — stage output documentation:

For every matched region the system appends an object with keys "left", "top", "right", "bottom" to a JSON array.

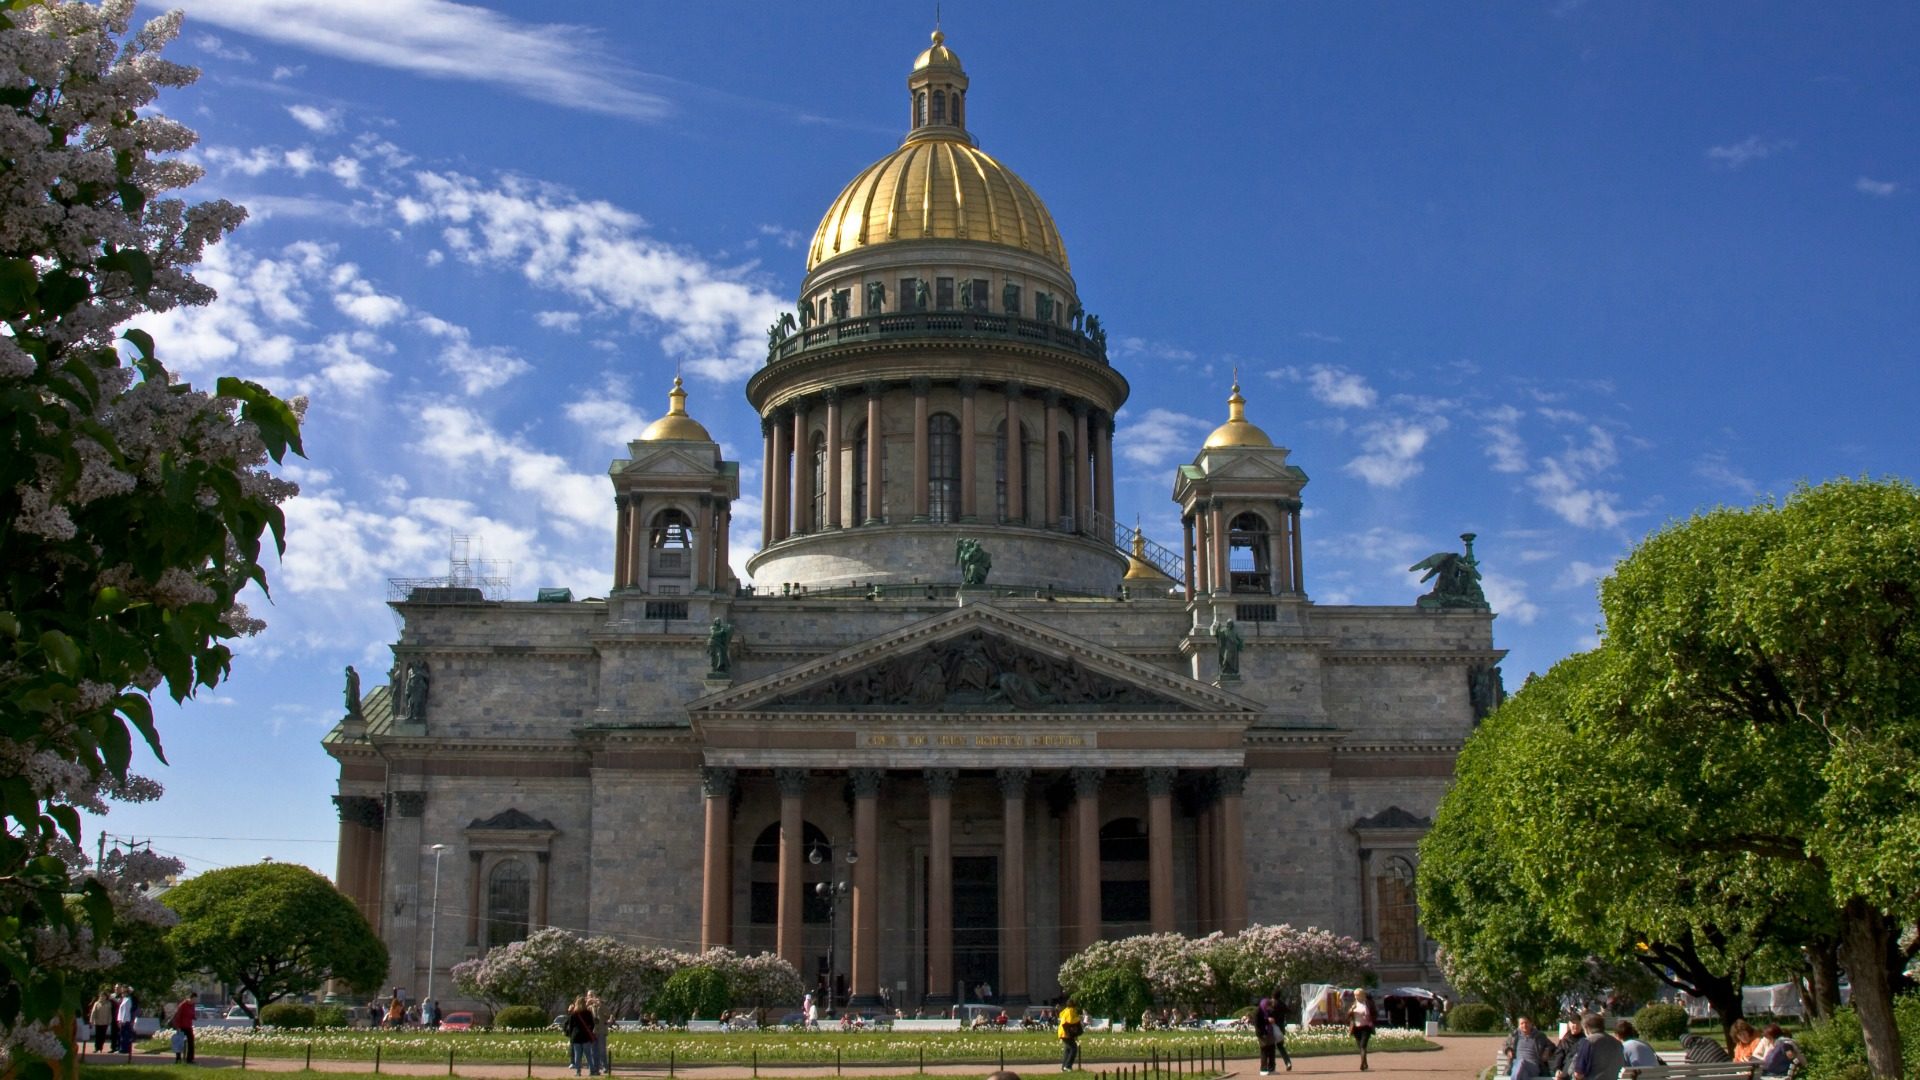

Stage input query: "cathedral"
[{"left": 324, "top": 30, "right": 1502, "bottom": 1011}]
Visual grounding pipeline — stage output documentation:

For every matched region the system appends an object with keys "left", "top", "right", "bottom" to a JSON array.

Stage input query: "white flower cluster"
[{"left": 0, "top": 1020, "right": 69, "bottom": 1072}]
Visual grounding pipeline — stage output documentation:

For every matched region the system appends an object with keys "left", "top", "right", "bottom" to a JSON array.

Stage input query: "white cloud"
[
  {"left": 1528, "top": 425, "right": 1627, "bottom": 529},
  {"left": 271, "top": 64, "right": 305, "bottom": 80},
  {"left": 536, "top": 310, "right": 584, "bottom": 333},
  {"left": 1706, "top": 136, "right": 1794, "bottom": 168},
  {"left": 413, "top": 403, "right": 608, "bottom": 535},
  {"left": 331, "top": 269, "right": 408, "bottom": 327},
  {"left": 1556, "top": 559, "right": 1610, "bottom": 591},
  {"left": 1111, "top": 337, "right": 1197, "bottom": 364},
  {"left": 1481, "top": 404, "right": 1529, "bottom": 473},
  {"left": 176, "top": 0, "right": 674, "bottom": 122},
  {"left": 757, "top": 224, "right": 804, "bottom": 249},
  {"left": 398, "top": 171, "right": 782, "bottom": 383},
  {"left": 1855, "top": 176, "right": 1901, "bottom": 197},
  {"left": 286, "top": 104, "right": 341, "bottom": 134},
  {"left": 1289, "top": 364, "right": 1376, "bottom": 409},
  {"left": 411, "top": 314, "right": 532, "bottom": 395},
  {"left": 1345, "top": 416, "right": 1448, "bottom": 488},
  {"left": 565, "top": 386, "right": 644, "bottom": 435},
  {"left": 1479, "top": 569, "right": 1539, "bottom": 625},
  {"left": 1115, "top": 408, "right": 1213, "bottom": 468},
  {"left": 193, "top": 33, "right": 253, "bottom": 62},
  {"left": 1693, "top": 452, "right": 1758, "bottom": 497}
]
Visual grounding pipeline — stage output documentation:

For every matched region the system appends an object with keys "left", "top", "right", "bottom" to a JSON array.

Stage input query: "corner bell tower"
[
  {"left": 609, "top": 377, "right": 739, "bottom": 614},
  {"left": 1173, "top": 380, "right": 1308, "bottom": 630}
]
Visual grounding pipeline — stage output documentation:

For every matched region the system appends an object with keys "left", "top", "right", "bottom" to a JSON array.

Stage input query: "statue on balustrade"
[
  {"left": 1410, "top": 532, "right": 1490, "bottom": 610},
  {"left": 402, "top": 661, "right": 430, "bottom": 722},
  {"left": 831, "top": 288, "right": 851, "bottom": 321},
  {"left": 866, "top": 281, "right": 886, "bottom": 313},
  {"left": 707, "top": 618, "right": 735, "bottom": 676},
  {"left": 955, "top": 537, "right": 991, "bottom": 586},
  {"left": 1214, "top": 617, "right": 1244, "bottom": 678},
  {"left": 1002, "top": 283, "right": 1021, "bottom": 316},
  {"left": 343, "top": 665, "right": 362, "bottom": 723},
  {"left": 958, "top": 279, "right": 974, "bottom": 312}
]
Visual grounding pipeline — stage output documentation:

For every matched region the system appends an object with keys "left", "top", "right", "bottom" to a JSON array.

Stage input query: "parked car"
[{"left": 439, "top": 1012, "right": 475, "bottom": 1031}]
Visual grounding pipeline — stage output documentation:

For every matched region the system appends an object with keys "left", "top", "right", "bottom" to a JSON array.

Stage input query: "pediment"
[
  {"left": 468, "top": 807, "right": 557, "bottom": 832},
  {"left": 611, "top": 446, "right": 721, "bottom": 477},
  {"left": 1193, "top": 453, "right": 1304, "bottom": 481},
  {"left": 693, "top": 603, "right": 1260, "bottom": 716}
]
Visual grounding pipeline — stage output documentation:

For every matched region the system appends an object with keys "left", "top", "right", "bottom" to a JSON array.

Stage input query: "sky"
[{"left": 88, "top": 1, "right": 1919, "bottom": 880}]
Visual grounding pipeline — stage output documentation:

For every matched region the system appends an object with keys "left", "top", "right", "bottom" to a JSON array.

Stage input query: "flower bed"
[{"left": 145, "top": 1025, "right": 1431, "bottom": 1065}]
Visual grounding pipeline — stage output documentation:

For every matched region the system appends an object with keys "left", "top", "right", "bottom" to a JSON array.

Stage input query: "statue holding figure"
[
  {"left": 831, "top": 288, "right": 850, "bottom": 321},
  {"left": 1409, "top": 532, "right": 1491, "bottom": 610},
  {"left": 1213, "top": 617, "right": 1244, "bottom": 678},
  {"left": 707, "top": 618, "right": 735, "bottom": 676},
  {"left": 402, "top": 661, "right": 430, "bottom": 722},
  {"left": 955, "top": 537, "right": 991, "bottom": 586},
  {"left": 343, "top": 665, "right": 363, "bottom": 723},
  {"left": 913, "top": 278, "right": 931, "bottom": 312},
  {"left": 867, "top": 281, "right": 886, "bottom": 313},
  {"left": 958, "top": 279, "right": 974, "bottom": 312},
  {"left": 1085, "top": 314, "right": 1107, "bottom": 355}
]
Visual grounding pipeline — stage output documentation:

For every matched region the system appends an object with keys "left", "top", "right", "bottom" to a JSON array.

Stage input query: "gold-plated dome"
[
  {"left": 807, "top": 138, "right": 1069, "bottom": 272},
  {"left": 1123, "top": 527, "right": 1173, "bottom": 583},
  {"left": 1203, "top": 379, "right": 1274, "bottom": 449},
  {"left": 638, "top": 376, "right": 713, "bottom": 442},
  {"left": 914, "top": 28, "right": 961, "bottom": 71}
]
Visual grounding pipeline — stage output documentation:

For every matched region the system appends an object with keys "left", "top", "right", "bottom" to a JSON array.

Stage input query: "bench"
[
  {"left": 685, "top": 1020, "right": 726, "bottom": 1033},
  {"left": 1626, "top": 1065, "right": 1761, "bottom": 1080},
  {"left": 892, "top": 1019, "right": 963, "bottom": 1032}
]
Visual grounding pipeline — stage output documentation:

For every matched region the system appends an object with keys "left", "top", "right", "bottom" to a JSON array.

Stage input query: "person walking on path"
[
  {"left": 1255, "top": 997, "right": 1292, "bottom": 1074},
  {"left": 586, "top": 991, "right": 610, "bottom": 1074},
  {"left": 1505, "top": 1016, "right": 1553, "bottom": 1079},
  {"left": 1057, "top": 1000, "right": 1084, "bottom": 1072},
  {"left": 1348, "top": 988, "right": 1376, "bottom": 1071},
  {"left": 89, "top": 993, "right": 112, "bottom": 1053},
  {"left": 564, "top": 996, "right": 598, "bottom": 1076},
  {"left": 170, "top": 991, "right": 197, "bottom": 1064},
  {"left": 114, "top": 986, "right": 137, "bottom": 1054}
]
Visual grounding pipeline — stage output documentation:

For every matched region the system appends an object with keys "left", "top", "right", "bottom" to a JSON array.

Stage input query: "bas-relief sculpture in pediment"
[{"left": 769, "top": 630, "right": 1192, "bottom": 714}]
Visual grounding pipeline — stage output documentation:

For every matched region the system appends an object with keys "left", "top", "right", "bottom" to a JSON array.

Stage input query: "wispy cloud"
[
  {"left": 1116, "top": 408, "right": 1213, "bottom": 469},
  {"left": 1528, "top": 424, "right": 1626, "bottom": 529},
  {"left": 286, "top": 104, "right": 341, "bottom": 134},
  {"left": 1275, "top": 364, "right": 1377, "bottom": 409},
  {"left": 193, "top": 33, "right": 254, "bottom": 62},
  {"left": 176, "top": 0, "right": 674, "bottom": 122},
  {"left": 1693, "top": 451, "right": 1758, "bottom": 497},
  {"left": 1855, "top": 176, "right": 1901, "bottom": 197},
  {"left": 1345, "top": 416, "right": 1448, "bottom": 488},
  {"left": 1706, "top": 135, "right": 1794, "bottom": 169}
]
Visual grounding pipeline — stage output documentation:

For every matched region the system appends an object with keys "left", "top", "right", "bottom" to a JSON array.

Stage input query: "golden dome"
[
  {"left": 1123, "top": 527, "right": 1173, "bottom": 583},
  {"left": 1203, "top": 380, "right": 1275, "bottom": 449},
  {"left": 914, "top": 28, "right": 961, "bottom": 71},
  {"left": 638, "top": 376, "right": 713, "bottom": 442},
  {"left": 807, "top": 138, "right": 1069, "bottom": 272}
]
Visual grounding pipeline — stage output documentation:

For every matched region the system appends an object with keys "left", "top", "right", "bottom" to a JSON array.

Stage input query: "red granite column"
[
  {"left": 924, "top": 768, "right": 956, "bottom": 1005},
  {"left": 1042, "top": 391, "right": 1061, "bottom": 529},
  {"left": 760, "top": 417, "right": 775, "bottom": 547},
  {"left": 613, "top": 494, "right": 631, "bottom": 587},
  {"left": 850, "top": 769, "right": 882, "bottom": 1005},
  {"left": 1216, "top": 768, "right": 1248, "bottom": 932},
  {"left": 997, "top": 769, "right": 1031, "bottom": 1004},
  {"left": 1072, "top": 404, "right": 1091, "bottom": 534},
  {"left": 1003, "top": 382, "right": 1024, "bottom": 523},
  {"left": 1072, "top": 767, "right": 1103, "bottom": 951},
  {"left": 465, "top": 851, "right": 482, "bottom": 946},
  {"left": 824, "top": 392, "right": 843, "bottom": 528},
  {"left": 911, "top": 379, "right": 931, "bottom": 522},
  {"left": 701, "top": 766, "right": 735, "bottom": 948},
  {"left": 775, "top": 768, "right": 808, "bottom": 970},
  {"left": 1095, "top": 413, "right": 1115, "bottom": 523},
  {"left": 864, "top": 383, "right": 885, "bottom": 524},
  {"left": 1291, "top": 505, "right": 1305, "bottom": 594},
  {"left": 1145, "top": 768, "right": 1177, "bottom": 935},
  {"left": 791, "top": 404, "right": 812, "bottom": 535},
  {"left": 958, "top": 381, "right": 978, "bottom": 521},
  {"left": 1183, "top": 518, "right": 1197, "bottom": 599},
  {"left": 769, "top": 410, "right": 791, "bottom": 543}
]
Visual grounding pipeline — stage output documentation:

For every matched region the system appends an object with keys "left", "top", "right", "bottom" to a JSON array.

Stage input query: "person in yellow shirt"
[{"left": 1058, "top": 1001, "right": 1085, "bottom": 1071}]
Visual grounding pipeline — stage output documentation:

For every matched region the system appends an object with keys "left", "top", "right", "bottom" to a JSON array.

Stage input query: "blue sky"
[{"left": 92, "top": 1, "right": 1919, "bottom": 879}]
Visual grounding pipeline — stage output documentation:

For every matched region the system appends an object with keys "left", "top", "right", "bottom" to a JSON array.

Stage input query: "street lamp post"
[
  {"left": 809, "top": 840, "right": 857, "bottom": 1017},
  {"left": 426, "top": 844, "right": 446, "bottom": 1005}
]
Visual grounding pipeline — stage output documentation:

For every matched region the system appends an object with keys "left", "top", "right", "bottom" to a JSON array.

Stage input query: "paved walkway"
[{"left": 81, "top": 1038, "right": 1496, "bottom": 1079}]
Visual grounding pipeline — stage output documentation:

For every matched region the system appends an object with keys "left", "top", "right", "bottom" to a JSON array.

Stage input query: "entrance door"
[{"left": 953, "top": 855, "right": 1000, "bottom": 1000}]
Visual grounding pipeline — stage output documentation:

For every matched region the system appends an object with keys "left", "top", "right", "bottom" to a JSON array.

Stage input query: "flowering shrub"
[
  {"left": 1059, "top": 925, "right": 1374, "bottom": 1016},
  {"left": 0, "top": 0, "right": 301, "bottom": 1072}
]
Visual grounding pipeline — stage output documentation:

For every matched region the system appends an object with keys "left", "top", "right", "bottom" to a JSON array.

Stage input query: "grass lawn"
[{"left": 133, "top": 1027, "right": 1434, "bottom": 1067}]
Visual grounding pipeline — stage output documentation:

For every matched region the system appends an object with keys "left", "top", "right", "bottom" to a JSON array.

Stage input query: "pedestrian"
[
  {"left": 115, "top": 986, "right": 138, "bottom": 1054},
  {"left": 1348, "top": 988, "right": 1376, "bottom": 1071},
  {"left": 386, "top": 995, "right": 406, "bottom": 1029},
  {"left": 586, "top": 990, "right": 610, "bottom": 1074},
  {"left": 1255, "top": 996, "right": 1292, "bottom": 1074},
  {"left": 1572, "top": 1013, "right": 1624, "bottom": 1080},
  {"left": 564, "top": 995, "right": 598, "bottom": 1076},
  {"left": 1550, "top": 1020, "right": 1589, "bottom": 1080},
  {"left": 1057, "top": 998, "right": 1084, "bottom": 1072},
  {"left": 170, "top": 990, "right": 197, "bottom": 1064},
  {"left": 89, "top": 992, "right": 112, "bottom": 1053}
]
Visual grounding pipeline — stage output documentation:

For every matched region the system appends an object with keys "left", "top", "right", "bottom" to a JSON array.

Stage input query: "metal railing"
[
  {"left": 1088, "top": 508, "right": 1186, "bottom": 583},
  {"left": 767, "top": 310, "right": 1108, "bottom": 365}
]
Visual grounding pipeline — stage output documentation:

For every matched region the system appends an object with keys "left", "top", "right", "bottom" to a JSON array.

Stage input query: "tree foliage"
[
  {"left": 164, "top": 864, "right": 384, "bottom": 1014},
  {"left": 0, "top": 0, "right": 301, "bottom": 1072},
  {"left": 1058, "top": 926, "right": 1373, "bottom": 1017},
  {"left": 653, "top": 967, "right": 729, "bottom": 1022}
]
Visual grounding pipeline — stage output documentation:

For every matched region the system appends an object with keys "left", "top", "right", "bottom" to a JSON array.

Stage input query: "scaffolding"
[{"left": 388, "top": 534, "right": 513, "bottom": 603}]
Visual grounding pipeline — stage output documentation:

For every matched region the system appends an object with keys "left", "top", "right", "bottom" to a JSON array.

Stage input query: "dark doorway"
[{"left": 953, "top": 855, "right": 1000, "bottom": 999}]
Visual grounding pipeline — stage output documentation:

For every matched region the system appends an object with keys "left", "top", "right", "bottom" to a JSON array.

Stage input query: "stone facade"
[{"left": 322, "top": 30, "right": 1501, "bottom": 1013}]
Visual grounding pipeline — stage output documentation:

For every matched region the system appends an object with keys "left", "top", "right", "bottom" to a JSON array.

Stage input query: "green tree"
[
  {"left": 164, "top": 864, "right": 386, "bottom": 1020},
  {"left": 1075, "top": 967, "right": 1154, "bottom": 1027},
  {"left": 0, "top": 0, "right": 301, "bottom": 1073},
  {"left": 652, "top": 966, "right": 729, "bottom": 1022}
]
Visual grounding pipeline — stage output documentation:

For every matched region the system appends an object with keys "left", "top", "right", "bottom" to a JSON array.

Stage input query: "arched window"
[
  {"left": 649, "top": 508, "right": 693, "bottom": 577},
  {"left": 915, "top": 91, "right": 926, "bottom": 126},
  {"left": 486, "top": 860, "right": 531, "bottom": 948},
  {"left": 809, "top": 433, "right": 827, "bottom": 532},
  {"left": 1099, "top": 818, "right": 1150, "bottom": 925},
  {"left": 953, "top": 92, "right": 963, "bottom": 127},
  {"left": 928, "top": 412, "right": 961, "bottom": 523},
  {"left": 931, "top": 90, "right": 945, "bottom": 123},
  {"left": 1228, "top": 511, "right": 1272, "bottom": 593},
  {"left": 1057, "top": 432, "right": 1075, "bottom": 529},
  {"left": 851, "top": 421, "right": 869, "bottom": 523}
]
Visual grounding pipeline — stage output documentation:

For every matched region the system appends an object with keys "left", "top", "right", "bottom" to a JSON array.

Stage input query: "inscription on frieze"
[{"left": 861, "top": 732, "right": 1091, "bottom": 749}]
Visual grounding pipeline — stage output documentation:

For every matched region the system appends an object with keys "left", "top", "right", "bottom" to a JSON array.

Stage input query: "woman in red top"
[{"left": 170, "top": 991, "right": 197, "bottom": 1064}]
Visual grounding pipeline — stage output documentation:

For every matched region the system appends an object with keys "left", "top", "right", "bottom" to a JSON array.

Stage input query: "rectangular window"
[
  {"left": 1237, "top": 603, "right": 1278, "bottom": 623},
  {"left": 900, "top": 278, "right": 922, "bottom": 312},
  {"left": 644, "top": 600, "right": 688, "bottom": 619},
  {"left": 936, "top": 277, "right": 954, "bottom": 310}
]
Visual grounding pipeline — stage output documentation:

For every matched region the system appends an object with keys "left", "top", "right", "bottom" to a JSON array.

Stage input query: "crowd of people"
[{"left": 1503, "top": 1011, "right": 1803, "bottom": 1080}]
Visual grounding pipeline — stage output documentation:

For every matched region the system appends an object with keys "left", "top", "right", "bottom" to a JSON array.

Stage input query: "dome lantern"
[
  {"left": 1203, "top": 378, "right": 1275, "bottom": 449},
  {"left": 637, "top": 375, "right": 714, "bottom": 442},
  {"left": 907, "top": 28, "right": 969, "bottom": 139}
]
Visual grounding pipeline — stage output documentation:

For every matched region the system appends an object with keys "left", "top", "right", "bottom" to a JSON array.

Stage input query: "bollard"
[
  {"left": 375, "top": 1044, "right": 382, "bottom": 1074},
  {"left": 753, "top": 1049, "right": 758, "bottom": 1078},
  {"left": 449, "top": 1047, "right": 456, "bottom": 1075},
  {"left": 527, "top": 1050, "right": 533, "bottom": 1078},
  {"left": 1000, "top": 1049, "right": 1006, "bottom": 1072},
  {"left": 837, "top": 1047, "right": 842, "bottom": 1076},
  {"left": 305, "top": 1042, "right": 313, "bottom": 1070},
  {"left": 669, "top": 1049, "right": 675, "bottom": 1077},
  {"left": 921, "top": 1047, "right": 925, "bottom": 1074},
  {"left": 241, "top": 1041, "right": 248, "bottom": 1070}
]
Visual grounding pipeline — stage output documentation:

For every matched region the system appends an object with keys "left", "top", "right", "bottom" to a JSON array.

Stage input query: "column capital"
[
  {"left": 469, "top": 850, "right": 483, "bottom": 865},
  {"left": 1071, "top": 767, "right": 1104, "bottom": 798},
  {"left": 332, "top": 794, "right": 383, "bottom": 828},
  {"left": 996, "top": 767, "right": 1031, "bottom": 798},
  {"left": 864, "top": 379, "right": 888, "bottom": 396},
  {"left": 924, "top": 767, "right": 958, "bottom": 797},
  {"left": 775, "top": 767, "right": 810, "bottom": 797},
  {"left": 850, "top": 768, "right": 884, "bottom": 798},
  {"left": 391, "top": 791, "right": 426, "bottom": 818},
  {"left": 957, "top": 377, "right": 980, "bottom": 396},
  {"left": 1041, "top": 388, "right": 1063, "bottom": 407},
  {"left": 822, "top": 386, "right": 843, "bottom": 405},
  {"left": 701, "top": 765, "right": 737, "bottom": 798},
  {"left": 1214, "top": 766, "right": 1248, "bottom": 797},
  {"left": 909, "top": 376, "right": 932, "bottom": 395},
  {"left": 761, "top": 415, "right": 776, "bottom": 437},
  {"left": 770, "top": 404, "right": 793, "bottom": 424},
  {"left": 1003, "top": 379, "right": 1024, "bottom": 398},
  {"left": 1144, "top": 767, "right": 1178, "bottom": 797},
  {"left": 1071, "top": 400, "right": 1090, "bottom": 419}
]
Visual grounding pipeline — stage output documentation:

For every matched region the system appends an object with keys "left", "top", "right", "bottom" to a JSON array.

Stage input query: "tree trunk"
[
  {"left": 1838, "top": 896, "right": 1904, "bottom": 1080},
  {"left": 1638, "top": 943, "right": 1743, "bottom": 1045},
  {"left": 1804, "top": 939, "right": 1843, "bottom": 1022}
]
